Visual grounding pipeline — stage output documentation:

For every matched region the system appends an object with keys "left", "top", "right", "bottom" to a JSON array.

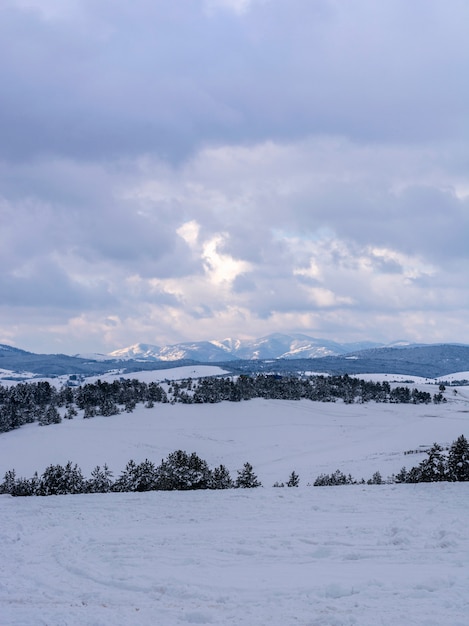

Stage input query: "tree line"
[
  {"left": 0, "top": 451, "right": 261, "bottom": 496},
  {"left": 2, "top": 435, "right": 467, "bottom": 497},
  {"left": 313, "top": 435, "right": 469, "bottom": 486},
  {"left": 0, "top": 374, "right": 443, "bottom": 434}
]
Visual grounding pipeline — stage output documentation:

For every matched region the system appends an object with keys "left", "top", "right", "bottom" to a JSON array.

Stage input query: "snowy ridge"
[{"left": 106, "top": 334, "right": 384, "bottom": 362}]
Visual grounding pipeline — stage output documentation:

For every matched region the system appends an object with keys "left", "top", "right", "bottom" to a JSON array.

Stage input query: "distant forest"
[{"left": 0, "top": 373, "right": 446, "bottom": 434}]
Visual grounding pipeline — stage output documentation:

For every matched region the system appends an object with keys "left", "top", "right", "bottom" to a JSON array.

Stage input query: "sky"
[{"left": 1, "top": 0, "right": 468, "bottom": 355}]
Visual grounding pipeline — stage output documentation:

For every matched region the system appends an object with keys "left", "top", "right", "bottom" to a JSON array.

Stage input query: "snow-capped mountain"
[
  {"left": 2, "top": 340, "right": 469, "bottom": 378},
  {"left": 108, "top": 343, "right": 162, "bottom": 360},
  {"left": 107, "top": 334, "right": 383, "bottom": 362}
]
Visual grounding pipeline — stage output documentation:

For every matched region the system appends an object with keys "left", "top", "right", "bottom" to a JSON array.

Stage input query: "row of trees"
[
  {"left": 313, "top": 435, "right": 469, "bottom": 486},
  {"left": 0, "top": 452, "right": 262, "bottom": 497},
  {"left": 0, "top": 374, "right": 442, "bottom": 434},
  {"left": 3, "top": 435, "right": 467, "bottom": 497}
]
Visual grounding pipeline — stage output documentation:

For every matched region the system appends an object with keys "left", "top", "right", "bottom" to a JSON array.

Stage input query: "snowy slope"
[
  {"left": 2, "top": 484, "right": 469, "bottom": 626},
  {"left": 1, "top": 379, "right": 469, "bottom": 626},
  {"left": 1, "top": 391, "right": 468, "bottom": 484}
]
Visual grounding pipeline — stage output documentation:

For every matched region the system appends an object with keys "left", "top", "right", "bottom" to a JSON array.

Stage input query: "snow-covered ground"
[
  {"left": 0, "top": 365, "right": 230, "bottom": 389},
  {"left": 1, "top": 372, "right": 469, "bottom": 625},
  {"left": 2, "top": 484, "right": 469, "bottom": 626},
  {"left": 1, "top": 394, "right": 469, "bottom": 483}
]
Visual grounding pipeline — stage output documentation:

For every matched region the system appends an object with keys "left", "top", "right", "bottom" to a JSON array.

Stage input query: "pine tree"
[
  {"left": 38, "top": 405, "right": 61, "bottom": 426},
  {"left": 134, "top": 459, "right": 158, "bottom": 492},
  {"left": 418, "top": 443, "right": 447, "bottom": 482},
  {"left": 447, "top": 435, "right": 469, "bottom": 481},
  {"left": 156, "top": 450, "right": 212, "bottom": 490},
  {"left": 113, "top": 460, "right": 138, "bottom": 492},
  {"left": 235, "top": 462, "right": 262, "bottom": 488},
  {"left": 87, "top": 464, "right": 114, "bottom": 493},
  {"left": 39, "top": 462, "right": 84, "bottom": 495},
  {"left": 286, "top": 471, "right": 300, "bottom": 487},
  {"left": 367, "top": 471, "right": 383, "bottom": 485},
  {"left": 209, "top": 464, "right": 234, "bottom": 489},
  {"left": 0, "top": 469, "right": 17, "bottom": 494}
]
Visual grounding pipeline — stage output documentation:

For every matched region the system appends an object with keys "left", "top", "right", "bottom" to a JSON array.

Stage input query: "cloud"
[
  {"left": 1, "top": 0, "right": 468, "bottom": 162},
  {"left": 1, "top": 1, "right": 468, "bottom": 352}
]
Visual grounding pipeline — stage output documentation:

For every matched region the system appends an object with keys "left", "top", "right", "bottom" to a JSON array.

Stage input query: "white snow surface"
[
  {"left": 1, "top": 377, "right": 469, "bottom": 625},
  {"left": 2, "top": 485, "right": 469, "bottom": 625},
  {"left": 2, "top": 395, "right": 469, "bottom": 481}
]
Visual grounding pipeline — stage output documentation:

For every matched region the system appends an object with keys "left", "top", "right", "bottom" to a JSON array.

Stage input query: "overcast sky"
[{"left": 1, "top": 0, "right": 468, "bottom": 354}]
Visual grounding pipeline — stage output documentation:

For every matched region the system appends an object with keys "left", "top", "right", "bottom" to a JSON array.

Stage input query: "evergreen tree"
[
  {"left": 393, "top": 467, "right": 408, "bottom": 483},
  {"left": 286, "top": 471, "right": 300, "bottom": 487},
  {"left": 64, "top": 404, "right": 78, "bottom": 419},
  {"left": 313, "top": 470, "right": 355, "bottom": 486},
  {"left": 87, "top": 464, "right": 114, "bottom": 493},
  {"left": 156, "top": 450, "right": 212, "bottom": 490},
  {"left": 447, "top": 435, "right": 469, "bottom": 481},
  {"left": 39, "top": 462, "right": 84, "bottom": 495},
  {"left": 38, "top": 405, "right": 61, "bottom": 426},
  {"left": 367, "top": 471, "right": 383, "bottom": 485},
  {"left": 113, "top": 460, "right": 139, "bottom": 492},
  {"left": 209, "top": 464, "right": 234, "bottom": 489},
  {"left": 0, "top": 469, "right": 17, "bottom": 494},
  {"left": 133, "top": 459, "right": 158, "bottom": 491},
  {"left": 418, "top": 443, "right": 447, "bottom": 482},
  {"left": 235, "top": 462, "right": 262, "bottom": 488}
]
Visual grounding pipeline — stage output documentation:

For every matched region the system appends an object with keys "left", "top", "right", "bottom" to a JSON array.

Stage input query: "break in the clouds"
[{"left": 1, "top": 0, "right": 468, "bottom": 353}]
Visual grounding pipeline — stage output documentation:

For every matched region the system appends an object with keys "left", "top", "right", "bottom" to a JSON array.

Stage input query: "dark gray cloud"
[{"left": 1, "top": 0, "right": 468, "bottom": 162}]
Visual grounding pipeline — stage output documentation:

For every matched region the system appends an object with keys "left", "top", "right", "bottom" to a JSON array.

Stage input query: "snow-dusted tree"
[
  {"left": 113, "top": 460, "right": 139, "bottom": 492},
  {"left": 156, "top": 450, "right": 212, "bottom": 490},
  {"left": 64, "top": 404, "right": 78, "bottom": 419},
  {"left": 393, "top": 467, "right": 408, "bottom": 483},
  {"left": 39, "top": 461, "right": 85, "bottom": 495},
  {"left": 235, "top": 462, "right": 262, "bottom": 488},
  {"left": 0, "top": 469, "right": 17, "bottom": 494},
  {"left": 447, "top": 435, "right": 469, "bottom": 481},
  {"left": 367, "top": 471, "right": 383, "bottom": 485},
  {"left": 83, "top": 404, "right": 97, "bottom": 419},
  {"left": 209, "top": 464, "right": 234, "bottom": 489},
  {"left": 38, "top": 405, "right": 61, "bottom": 426},
  {"left": 99, "top": 398, "right": 119, "bottom": 417},
  {"left": 313, "top": 470, "right": 355, "bottom": 486},
  {"left": 286, "top": 471, "right": 300, "bottom": 487},
  {"left": 87, "top": 464, "right": 114, "bottom": 493},
  {"left": 418, "top": 443, "right": 447, "bottom": 482},
  {"left": 133, "top": 459, "right": 158, "bottom": 492}
]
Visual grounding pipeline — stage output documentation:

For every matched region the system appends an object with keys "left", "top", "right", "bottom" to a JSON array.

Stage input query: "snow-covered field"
[
  {"left": 1, "top": 369, "right": 469, "bottom": 625},
  {"left": 1, "top": 394, "right": 469, "bottom": 483},
  {"left": 2, "top": 484, "right": 469, "bottom": 626}
]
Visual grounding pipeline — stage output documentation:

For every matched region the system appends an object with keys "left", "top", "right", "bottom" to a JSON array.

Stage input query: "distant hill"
[
  {"left": 224, "top": 344, "right": 469, "bottom": 379},
  {"left": 1, "top": 338, "right": 469, "bottom": 379},
  {"left": 106, "top": 334, "right": 383, "bottom": 362},
  {"left": 0, "top": 344, "right": 195, "bottom": 378}
]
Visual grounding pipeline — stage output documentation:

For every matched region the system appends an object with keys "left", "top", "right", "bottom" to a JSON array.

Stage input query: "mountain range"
[
  {"left": 105, "top": 334, "right": 384, "bottom": 362},
  {"left": 1, "top": 334, "right": 469, "bottom": 379}
]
